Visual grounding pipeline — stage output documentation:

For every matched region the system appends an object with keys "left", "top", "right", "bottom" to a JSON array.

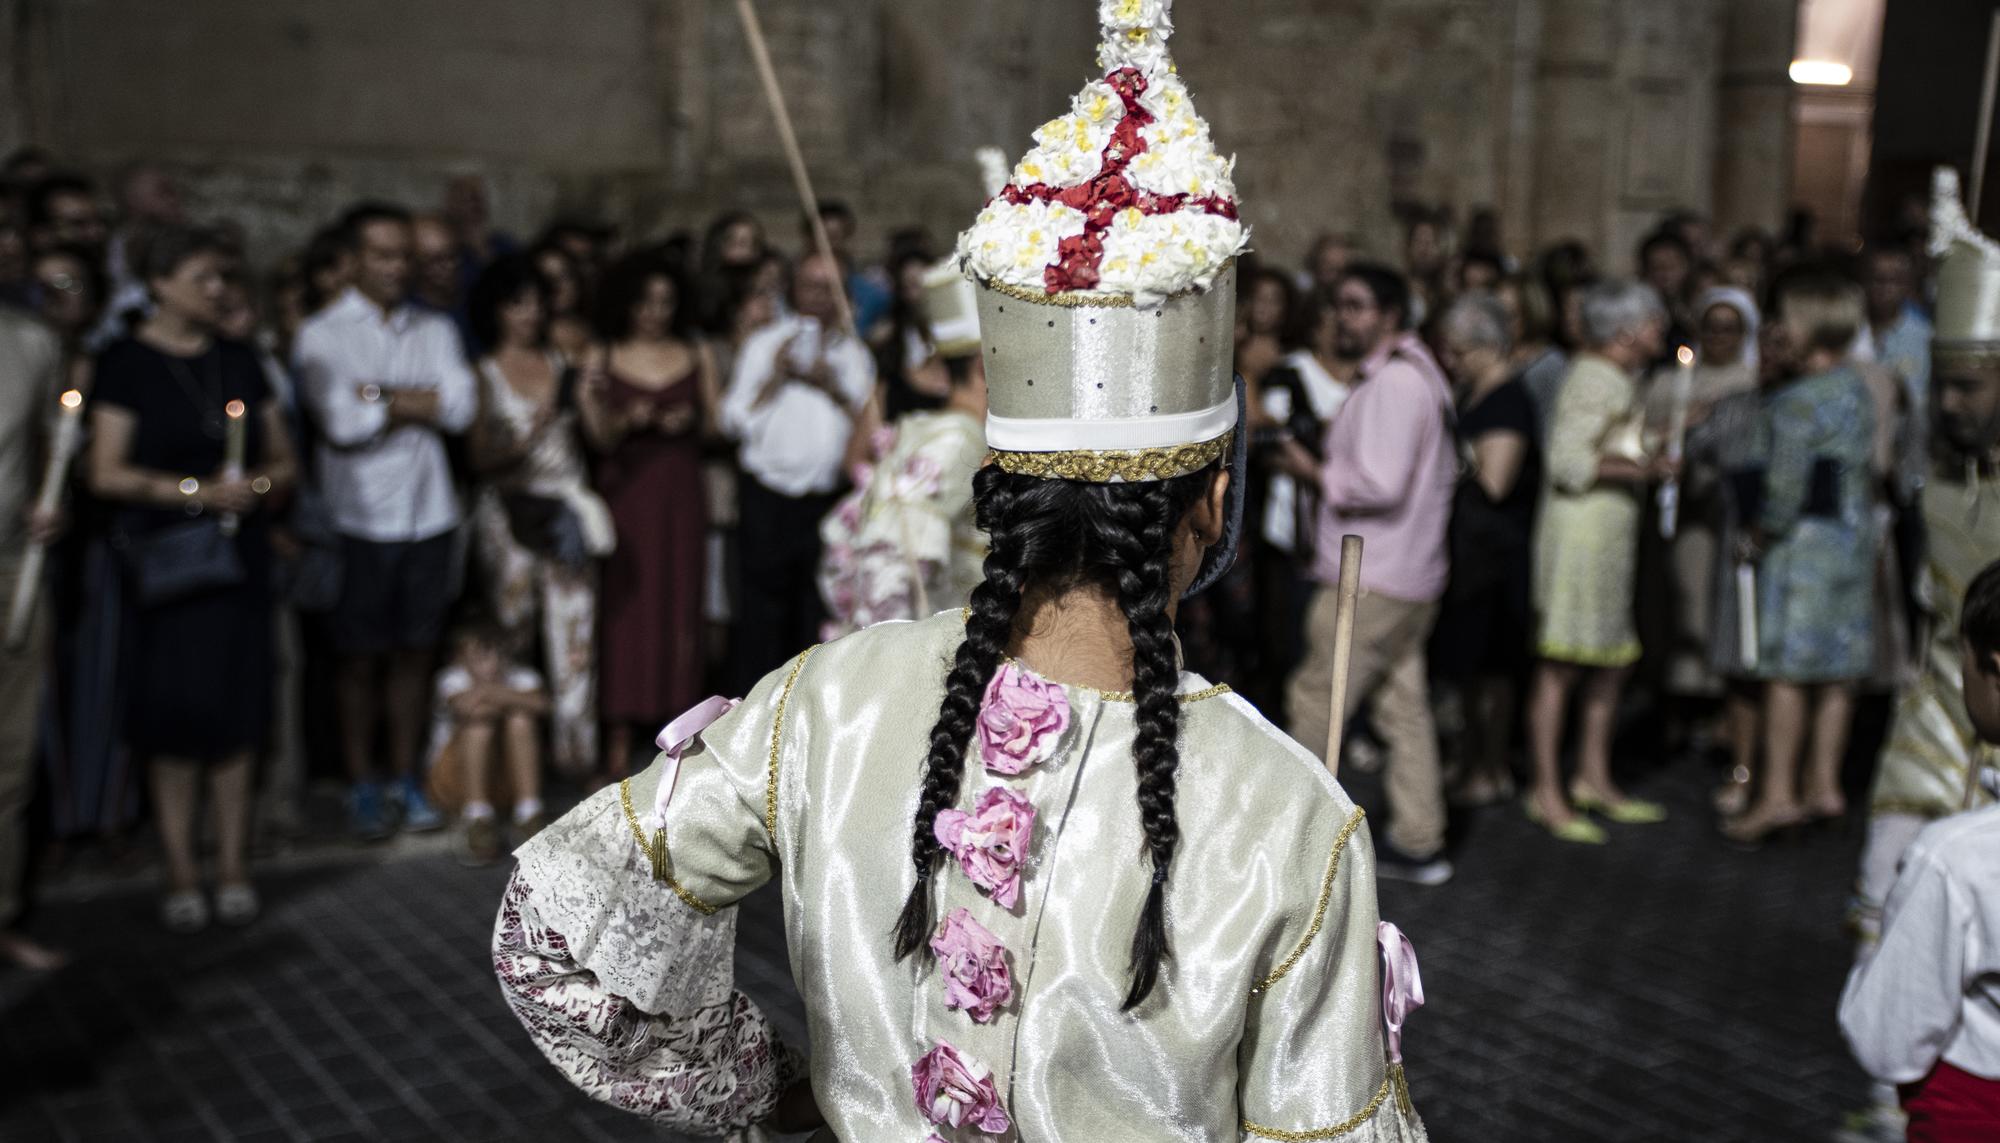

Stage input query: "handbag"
[
  {"left": 501, "top": 492, "right": 570, "bottom": 558},
  {"left": 123, "top": 517, "right": 247, "bottom": 607}
]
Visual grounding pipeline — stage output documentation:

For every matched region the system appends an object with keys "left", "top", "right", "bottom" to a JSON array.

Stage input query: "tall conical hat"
[
  {"left": 955, "top": 0, "right": 1249, "bottom": 483},
  {"left": 1932, "top": 167, "right": 2000, "bottom": 363},
  {"left": 921, "top": 149, "right": 1013, "bottom": 360}
]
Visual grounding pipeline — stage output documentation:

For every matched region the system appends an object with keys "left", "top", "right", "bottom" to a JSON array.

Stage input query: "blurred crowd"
[{"left": 0, "top": 145, "right": 1991, "bottom": 963}]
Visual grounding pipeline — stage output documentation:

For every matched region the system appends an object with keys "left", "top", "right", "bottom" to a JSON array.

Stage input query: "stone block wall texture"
[{"left": 4, "top": 0, "right": 1792, "bottom": 273}]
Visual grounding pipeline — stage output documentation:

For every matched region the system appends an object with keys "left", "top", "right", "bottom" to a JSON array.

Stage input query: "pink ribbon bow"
[
  {"left": 645, "top": 696, "right": 740, "bottom": 829},
  {"left": 1378, "top": 920, "right": 1424, "bottom": 1065}
]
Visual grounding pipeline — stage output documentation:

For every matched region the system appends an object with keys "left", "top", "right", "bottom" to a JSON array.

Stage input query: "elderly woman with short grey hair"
[
  {"left": 1433, "top": 293, "right": 1541, "bottom": 806},
  {"left": 1524, "top": 280, "right": 1675, "bottom": 844}
]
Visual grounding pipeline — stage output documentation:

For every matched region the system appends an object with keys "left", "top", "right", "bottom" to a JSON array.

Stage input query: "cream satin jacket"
[{"left": 495, "top": 611, "right": 1427, "bottom": 1141}]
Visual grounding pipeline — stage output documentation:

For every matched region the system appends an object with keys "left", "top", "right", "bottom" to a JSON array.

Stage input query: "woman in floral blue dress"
[{"left": 1724, "top": 274, "right": 1876, "bottom": 846}]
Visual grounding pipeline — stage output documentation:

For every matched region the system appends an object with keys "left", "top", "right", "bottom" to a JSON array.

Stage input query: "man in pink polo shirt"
[{"left": 1280, "top": 262, "right": 1457, "bottom": 885}]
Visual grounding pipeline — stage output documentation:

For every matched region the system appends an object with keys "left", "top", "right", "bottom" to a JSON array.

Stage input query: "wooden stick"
[
  {"left": 1973, "top": 8, "right": 2000, "bottom": 223},
  {"left": 733, "top": 0, "right": 858, "bottom": 340},
  {"left": 1323, "top": 534, "right": 1364, "bottom": 777}
]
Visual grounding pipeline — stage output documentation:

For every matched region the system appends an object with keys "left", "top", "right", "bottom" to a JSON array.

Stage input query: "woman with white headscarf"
[{"left": 1644, "top": 287, "right": 1762, "bottom": 768}]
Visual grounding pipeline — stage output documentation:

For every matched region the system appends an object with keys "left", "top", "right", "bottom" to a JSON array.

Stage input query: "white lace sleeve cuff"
[
  {"left": 494, "top": 870, "right": 806, "bottom": 1131},
  {"left": 508, "top": 780, "right": 738, "bottom": 1017}
]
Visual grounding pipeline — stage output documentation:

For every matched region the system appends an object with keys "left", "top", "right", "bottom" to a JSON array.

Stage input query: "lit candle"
[
  {"left": 1657, "top": 345, "right": 1695, "bottom": 540},
  {"left": 220, "top": 399, "right": 246, "bottom": 538},
  {"left": 6, "top": 389, "right": 86, "bottom": 649}
]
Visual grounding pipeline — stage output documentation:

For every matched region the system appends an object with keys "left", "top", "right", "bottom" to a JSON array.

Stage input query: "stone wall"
[{"left": 4, "top": 0, "right": 1793, "bottom": 273}]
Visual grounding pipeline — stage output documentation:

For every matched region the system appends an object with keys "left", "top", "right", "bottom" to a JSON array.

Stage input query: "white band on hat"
[{"left": 985, "top": 395, "right": 1238, "bottom": 454}]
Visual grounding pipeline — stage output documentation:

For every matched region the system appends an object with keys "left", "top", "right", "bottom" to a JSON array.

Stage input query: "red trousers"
[{"left": 1901, "top": 1061, "right": 2000, "bottom": 1143}]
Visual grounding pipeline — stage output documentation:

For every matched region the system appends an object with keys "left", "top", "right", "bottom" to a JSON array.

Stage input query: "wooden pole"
[
  {"left": 1323, "top": 534, "right": 1364, "bottom": 778},
  {"left": 1971, "top": 9, "right": 2000, "bottom": 223},
  {"left": 733, "top": 0, "right": 858, "bottom": 340}
]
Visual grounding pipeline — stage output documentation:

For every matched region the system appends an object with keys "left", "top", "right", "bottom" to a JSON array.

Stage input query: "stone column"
[
  {"left": 1530, "top": 0, "right": 1620, "bottom": 252},
  {"left": 1712, "top": 0, "right": 1796, "bottom": 240}
]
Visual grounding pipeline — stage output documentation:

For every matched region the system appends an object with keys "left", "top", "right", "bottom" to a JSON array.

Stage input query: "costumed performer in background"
[
  {"left": 1853, "top": 169, "right": 2000, "bottom": 942},
  {"left": 817, "top": 153, "right": 1002, "bottom": 637}
]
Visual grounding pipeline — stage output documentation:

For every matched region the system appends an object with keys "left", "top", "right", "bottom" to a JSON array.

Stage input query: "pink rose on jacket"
[
  {"left": 929, "top": 907, "right": 1014, "bottom": 1023},
  {"left": 911, "top": 1041, "right": 1011, "bottom": 1134},
  {"left": 935, "top": 787, "right": 1036, "bottom": 909},
  {"left": 976, "top": 663, "right": 1071, "bottom": 776}
]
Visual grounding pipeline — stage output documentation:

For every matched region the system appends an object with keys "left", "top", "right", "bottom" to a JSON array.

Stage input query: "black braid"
[
  {"left": 890, "top": 463, "right": 1213, "bottom": 1010},
  {"left": 891, "top": 466, "right": 1027, "bottom": 958},
  {"left": 1110, "top": 481, "right": 1192, "bottom": 1010}
]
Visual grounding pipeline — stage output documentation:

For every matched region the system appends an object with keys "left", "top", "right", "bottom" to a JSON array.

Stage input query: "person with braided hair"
[{"left": 493, "top": 4, "right": 1426, "bottom": 1139}]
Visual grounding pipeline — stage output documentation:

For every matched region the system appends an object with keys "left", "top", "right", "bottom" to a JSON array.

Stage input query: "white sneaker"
[
  {"left": 161, "top": 891, "right": 210, "bottom": 934},
  {"left": 215, "top": 884, "right": 260, "bottom": 927}
]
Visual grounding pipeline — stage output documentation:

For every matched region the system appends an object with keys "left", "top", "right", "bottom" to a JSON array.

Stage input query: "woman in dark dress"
[
  {"left": 86, "top": 226, "right": 296, "bottom": 932},
  {"left": 578, "top": 255, "right": 717, "bottom": 780},
  {"left": 1432, "top": 293, "right": 1541, "bottom": 806}
]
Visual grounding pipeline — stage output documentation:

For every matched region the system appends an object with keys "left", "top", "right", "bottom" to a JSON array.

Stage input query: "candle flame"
[
  {"left": 60, "top": 389, "right": 83, "bottom": 409},
  {"left": 1677, "top": 346, "right": 1695, "bottom": 367},
  {"left": 225, "top": 399, "right": 246, "bottom": 418}
]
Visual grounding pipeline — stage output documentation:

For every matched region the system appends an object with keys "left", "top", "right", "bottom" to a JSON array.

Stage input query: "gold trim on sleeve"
[
  {"left": 1094, "top": 681, "right": 1234, "bottom": 705},
  {"left": 986, "top": 431, "right": 1232, "bottom": 484},
  {"left": 1241, "top": 1072, "right": 1393, "bottom": 1140},
  {"left": 765, "top": 646, "right": 818, "bottom": 847},
  {"left": 617, "top": 779, "right": 721, "bottom": 916},
  {"left": 1249, "top": 806, "right": 1366, "bottom": 996}
]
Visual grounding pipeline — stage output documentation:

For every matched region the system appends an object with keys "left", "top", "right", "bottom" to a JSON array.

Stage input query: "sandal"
[
  {"left": 1570, "top": 783, "right": 1668, "bottom": 825},
  {"left": 1524, "top": 797, "right": 1608, "bottom": 845}
]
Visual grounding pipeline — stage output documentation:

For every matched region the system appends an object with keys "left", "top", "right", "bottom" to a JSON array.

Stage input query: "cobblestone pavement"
[{"left": 2, "top": 758, "right": 1871, "bottom": 1143}]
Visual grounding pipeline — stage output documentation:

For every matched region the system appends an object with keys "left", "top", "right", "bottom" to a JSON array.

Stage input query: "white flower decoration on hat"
[
  {"left": 959, "top": 199, "right": 1090, "bottom": 279},
  {"left": 958, "top": 0, "right": 1245, "bottom": 304}
]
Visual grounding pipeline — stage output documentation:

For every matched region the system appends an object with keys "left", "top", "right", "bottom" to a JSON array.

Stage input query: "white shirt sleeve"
[
  {"left": 297, "top": 324, "right": 389, "bottom": 449},
  {"left": 1839, "top": 845, "right": 1973, "bottom": 1083},
  {"left": 718, "top": 325, "right": 784, "bottom": 440},
  {"left": 833, "top": 331, "right": 878, "bottom": 411},
  {"left": 427, "top": 322, "right": 479, "bottom": 435}
]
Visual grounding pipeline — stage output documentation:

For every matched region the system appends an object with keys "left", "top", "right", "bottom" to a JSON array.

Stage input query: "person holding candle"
[
  {"left": 1642, "top": 287, "right": 1761, "bottom": 779},
  {"left": 1720, "top": 272, "right": 1877, "bottom": 848},
  {"left": 0, "top": 300, "right": 70, "bottom": 969},
  {"left": 86, "top": 224, "right": 297, "bottom": 931},
  {"left": 1524, "top": 280, "right": 1674, "bottom": 844}
]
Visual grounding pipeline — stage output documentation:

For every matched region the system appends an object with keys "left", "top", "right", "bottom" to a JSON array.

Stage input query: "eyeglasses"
[{"left": 37, "top": 273, "right": 82, "bottom": 296}]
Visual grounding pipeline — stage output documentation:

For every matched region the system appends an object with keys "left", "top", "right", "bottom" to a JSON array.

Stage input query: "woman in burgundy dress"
[{"left": 579, "top": 256, "right": 719, "bottom": 779}]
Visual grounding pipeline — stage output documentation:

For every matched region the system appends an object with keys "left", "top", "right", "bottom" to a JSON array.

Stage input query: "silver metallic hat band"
[{"left": 975, "top": 262, "right": 1237, "bottom": 456}]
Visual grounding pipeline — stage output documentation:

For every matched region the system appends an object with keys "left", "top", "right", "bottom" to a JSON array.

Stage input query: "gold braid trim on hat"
[{"left": 987, "top": 431, "right": 1232, "bottom": 483}]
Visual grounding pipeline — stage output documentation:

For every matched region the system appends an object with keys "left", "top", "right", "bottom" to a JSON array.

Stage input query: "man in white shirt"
[
  {"left": 719, "top": 252, "right": 875, "bottom": 690},
  {"left": 296, "top": 203, "right": 477, "bottom": 841},
  {"left": 1840, "top": 560, "right": 2000, "bottom": 1137}
]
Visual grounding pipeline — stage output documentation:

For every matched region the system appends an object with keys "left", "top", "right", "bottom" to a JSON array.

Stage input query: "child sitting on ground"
[
  {"left": 426, "top": 616, "right": 551, "bottom": 865},
  {"left": 1839, "top": 558, "right": 2000, "bottom": 1142}
]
